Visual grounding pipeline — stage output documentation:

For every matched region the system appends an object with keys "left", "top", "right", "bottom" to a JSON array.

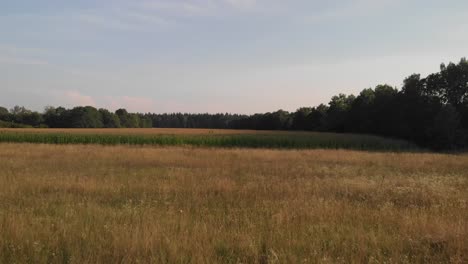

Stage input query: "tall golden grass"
[{"left": 0, "top": 143, "right": 466, "bottom": 263}]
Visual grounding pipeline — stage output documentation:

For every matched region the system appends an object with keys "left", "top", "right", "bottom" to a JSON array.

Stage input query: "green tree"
[
  {"left": 402, "top": 74, "right": 425, "bottom": 97},
  {"left": 306, "top": 104, "right": 328, "bottom": 131},
  {"left": 99, "top": 109, "right": 121, "bottom": 128},
  {"left": 292, "top": 107, "right": 312, "bottom": 130},
  {"left": 326, "top": 94, "right": 355, "bottom": 132},
  {"left": 22, "top": 112, "right": 44, "bottom": 127},
  {"left": 116, "top": 109, "right": 140, "bottom": 128},
  {"left": 0, "top": 106, "right": 9, "bottom": 121},
  {"left": 69, "top": 106, "right": 103, "bottom": 128},
  {"left": 10, "top": 105, "right": 31, "bottom": 115},
  {"left": 429, "top": 105, "right": 462, "bottom": 149},
  {"left": 426, "top": 58, "right": 468, "bottom": 106},
  {"left": 138, "top": 116, "right": 152, "bottom": 128},
  {"left": 9, "top": 106, "right": 42, "bottom": 126},
  {"left": 371, "top": 85, "right": 398, "bottom": 135},
  {"left": 348, "top": 88, "right": 375, "bottom": 133},
  {"left": 126, "top": 114, "right": 141, "bottom": 128}
]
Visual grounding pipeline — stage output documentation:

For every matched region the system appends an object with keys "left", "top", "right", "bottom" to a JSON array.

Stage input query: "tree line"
[
  {"left": 0, "top": 106, "right": 245, "bottom": 130},
  {"left": 1, "top": 58, "right": 467, "bottom": 150}
]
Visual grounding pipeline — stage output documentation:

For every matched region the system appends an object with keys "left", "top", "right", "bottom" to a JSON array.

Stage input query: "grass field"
[
  {"left": 0, "top": 128, "right": 418, "bottom": 151},
  {"left": 0, "top": 143, "right": 466, "bottom": 263}
]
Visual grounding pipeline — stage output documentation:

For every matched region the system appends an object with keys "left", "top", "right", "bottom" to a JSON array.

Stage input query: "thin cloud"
[
  {"left": 76, "top": 13, "right": 139, "bottom": 31},
  {"left": 50, "top": 90, "right": 155, "bottom": 112},
  {"left": 299, "top": 0, "right": 400, "bottom": 24},
  {"left": 0, "top": 43, "right": 97, "bottom": 60},
  {"left": 0, "top": 45, "right": 50, "bottom": 65},
  {"left": 140, "top": 0, "right": 259, "bottom": 17},
  {"left": 105, "top": 96, "right": 155, "bottom": 113},
  {"left": 140, "top": 0, "right": 216, "bottom": 16},
  {"left": 0, "top": 44, "right": 51, "bottom": 56},
  {"left": 1, "top": 9, "right": 173, "bottom": 33},
  {"left": 0, "top": 56, "right": 49, "bottom": 66},
  {"left": 126, "top": 12, "right": 173, "bottom": 27},
  {"left": 224, "top": 0, "right": 257, "bottom": 9},
  {"left": 74, "top": 11, "right": 173, "bottom": 32},
  {"left": 63, "top": 91, "right": 97, "bottom": 107}
]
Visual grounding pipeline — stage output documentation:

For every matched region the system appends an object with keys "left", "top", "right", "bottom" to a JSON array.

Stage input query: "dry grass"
[{"left": 0, "top": 143, "right": 467, "bottom": 263}]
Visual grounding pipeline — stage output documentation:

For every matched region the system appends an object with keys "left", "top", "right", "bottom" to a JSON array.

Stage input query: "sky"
[{"left": 1, "top": 0, "right": 467, "bottom": 114}]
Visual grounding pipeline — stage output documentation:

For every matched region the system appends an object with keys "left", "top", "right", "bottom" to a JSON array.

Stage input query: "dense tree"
[
  {"left": 126, "top": 114, "right": 141, "bottom": 128},
  {"left": 347, "top": 88, "right": 375, "bottom": 133},
  {"left": 425, "top": 58, "right": 468, "bottom": 107},
  {"left": 265, "top": 110, "right": 292, "bottom": 130},
  {"left": 0, "top": 106, "right": 9, "bottom": 121},
  {"left": 428, "top": 105, "right": 462, "bottom": 149},
  {"left": 325, "top": 94, "right": 355, "bottom": 132},
  {"left": 43, "top": 106, "right": 68, "bottom": 128},
  {"left": 7, "top": 106, "right": 43, "bottom": 126},
  {"left": 99, "top": 109, "right": 121, "bottom": 128},
  {"left": 460, "top": 102, "right": 468, "bottom": 131},
  {"left": 305, "top": 104, "right": 328, "bottom": 131},
  {"left": 10, "top": 106, "right": 31, "bottom": 115},
  {"left": 116, "top": 109, "right": 140, "bottom": 128},
  {"left": 138, "top": 115, "right": 152, "bottom": 128},
  {"left": 291, "top": 107, "right": 312, "bottom": 130},
  {"left": 68, "top": 106, "right": 103, "bottom": 128},
  {"left": 21, "top": 112, "right": 43, "bottom": 127},
  {"left": 370, "top": 85, "right": 398, "bottom": 135}
]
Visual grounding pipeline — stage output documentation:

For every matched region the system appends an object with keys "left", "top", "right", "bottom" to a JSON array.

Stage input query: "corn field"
[{"left": 0, "top": 129, "right": 418, "bottom": 151}]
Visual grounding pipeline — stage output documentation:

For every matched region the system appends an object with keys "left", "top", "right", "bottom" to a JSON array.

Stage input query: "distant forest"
[{"left": 1, "top": 58, "right": 467, "bottom": 150}]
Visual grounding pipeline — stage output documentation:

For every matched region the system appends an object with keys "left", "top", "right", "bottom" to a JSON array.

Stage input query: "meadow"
[
  {"left": 0, "top": 128, "right": 418, "bottom": 151},
  {"left": 0, "top": 143, "right": 467, "bottom": 263}
]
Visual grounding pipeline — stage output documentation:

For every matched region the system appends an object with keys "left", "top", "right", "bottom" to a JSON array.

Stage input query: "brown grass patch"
[{"left": 0, "top": 143, "right": 466, "bottom": 263}]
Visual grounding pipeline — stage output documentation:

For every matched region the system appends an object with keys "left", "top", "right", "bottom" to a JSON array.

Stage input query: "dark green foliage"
[
  {"left": 230, "top": 111, "right": 291, "bottom": 130},
  {"left": 426, "top": 58, "right": 468, "bottom": 107},
  {"left": 428, "top": 105, "right": 462, "bottom": 150},
  {"left": 150, "top": 113, "right": 245, "bottom": 129},
  {"left": 291, "top": 107, "right": 312, "bottom": 130},
  {"left": 99, "top": 109, "right": 121, "bottom": 128},
  {"left": 2, "top": 106, "right": 43, "bottom": 127},
  {"left": 116, "top": 109, "right": 141, "bottom": 128},
  {"left": 0, "top": 106, "right": 34, "bottom": 128},
  {"left": 0, "top": 120, "right": 32, "bottom": 128},
  {"left": 306, "top": 104, "right": 328, "bottom": 131},
  {"left": 325, "top": 94, "right": 355, "bottom": 132},
  {"left": 348, "top": 88, "right": 375, "bottom": 133},
  {"left": 0, "top": 106, "right": 9, "bottom": 121},
  {"left": 125, "top": 114, "right": 140, "bottom": 128},
  {"left": 68, "top": 106, "right": 103, "bottom": 128},
  {"left": 139, "top": 116, "right": 152, "bottom": 128},
  {"left": 43, "top": 106, "right": 68, "bottom": 128}
]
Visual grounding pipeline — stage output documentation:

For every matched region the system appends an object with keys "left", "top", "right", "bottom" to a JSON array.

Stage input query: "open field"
[
  {"left": 0, "top": 128, "right": 418, "bottom": 151},
  {"left": 0, "top": 143, "right": 467, "bottom": 263}
]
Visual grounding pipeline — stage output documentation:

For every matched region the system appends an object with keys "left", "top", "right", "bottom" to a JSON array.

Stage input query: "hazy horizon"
[{"left": 1, "top": 0, "right": 467, "bottom": 114}]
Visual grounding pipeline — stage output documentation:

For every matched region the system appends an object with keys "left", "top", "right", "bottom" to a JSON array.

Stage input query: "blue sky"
[{"left": 1, "top": 0, "right": 467, "bottom": 113}]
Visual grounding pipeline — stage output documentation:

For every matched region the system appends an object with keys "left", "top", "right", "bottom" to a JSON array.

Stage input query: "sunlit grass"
[{"left": 0, "top": 143, "right": 466, "bottom": 263}]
